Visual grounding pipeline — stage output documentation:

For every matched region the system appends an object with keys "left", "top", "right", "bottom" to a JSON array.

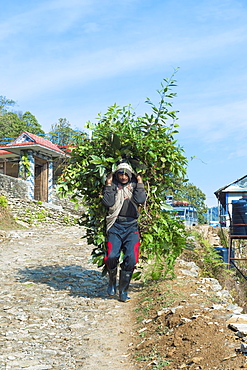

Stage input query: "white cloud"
[
  {"left": 2, "top": 0, "right": 247, "bottom": 150},
  {"left": 179, "top": 98, "right": 247, "bottom": 142},
  {"left": 2, "top": 21, "right": 247, "bottom": 101}
]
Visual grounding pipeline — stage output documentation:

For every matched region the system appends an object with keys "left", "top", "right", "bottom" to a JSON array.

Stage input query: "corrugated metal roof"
[{"left": 214, "top": 174, "right": 247, "bottom": 197}]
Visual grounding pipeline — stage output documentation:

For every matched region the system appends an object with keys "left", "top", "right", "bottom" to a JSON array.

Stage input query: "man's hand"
[
  {"left": 136, "top": 174, "right": 143, "bottom": 183},
  {"left": 105, "top": 173, "right": 113, "bottom": 186}
]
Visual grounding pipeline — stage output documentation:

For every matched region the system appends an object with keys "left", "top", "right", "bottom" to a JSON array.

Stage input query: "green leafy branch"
[
  {"left": 19, "top": 152, "right": 31, "bottom": 179},
  {"left": 58, "top": 72, "right": 188, "bottom": 279}
]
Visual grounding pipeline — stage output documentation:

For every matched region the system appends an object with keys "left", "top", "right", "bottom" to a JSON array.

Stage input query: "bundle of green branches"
[{"left": 58, "top": 72, "right": 188, "bottom": 280}]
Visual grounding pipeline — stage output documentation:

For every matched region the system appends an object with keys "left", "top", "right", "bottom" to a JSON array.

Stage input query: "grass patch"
[{"left": 0, "top": 203, "right": 22, "bottom": 230}]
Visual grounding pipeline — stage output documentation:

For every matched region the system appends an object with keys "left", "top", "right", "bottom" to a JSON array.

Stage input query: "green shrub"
[
  {"left": 186, "top": 230, "right": 226, "bottom": 278},
  {"left": 0, "top": 195, "right": 8, "bottom": 208}
]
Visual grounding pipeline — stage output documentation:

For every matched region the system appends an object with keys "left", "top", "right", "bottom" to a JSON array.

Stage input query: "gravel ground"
[{"left": 0, "top": 225, "right": 137, "bottom": 370}]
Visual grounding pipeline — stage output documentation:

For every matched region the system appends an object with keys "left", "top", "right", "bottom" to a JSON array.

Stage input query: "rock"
[
  {"left": 157, "top": 308, "right": 169, "bottom": 316},
  {"left": 241, "top": 343, "right": 247, "bottom": 353},
  {"left": 181, "top": 317, "right": 192, "bottom": 323},
  {"left": 212, "top": 304, "right": 226, "bottom": 310},
  {"left": 191, "top": 356, "right": 204, "bottom": 363},
  {"left": 222, "top": 353, "right": 237, "bottom": 360},
  {"left": 226, "top": 303, "right": 243, "bottom": 313},
  {"left": 200, "top": 277, "right": 222, "bottom": 291},
  {"left": 179, "top": 364, "right": 187, "bottom": 369},
  {"left": 227, "top": 314, "right": 247, "bottom": 325},
  {"left": 228, "top": 323, "right": 247, "bottom": 335},
  {"left": 226, "top": 314, "right": 247, "bottom": 336},
  {"left": 180, "top": 269, "right": 199, "bottom": 278},
  {"left": 216, "top": 290, "right": 233, "bottom": 300}
]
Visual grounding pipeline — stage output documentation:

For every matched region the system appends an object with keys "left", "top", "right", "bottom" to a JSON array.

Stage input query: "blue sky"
[{"left": 1, "top": 0, "right": 247, "bottom": 207}]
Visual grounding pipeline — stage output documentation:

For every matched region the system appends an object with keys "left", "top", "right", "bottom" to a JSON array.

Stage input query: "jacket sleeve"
[
  {"left": 102, "top": 183, "right": 117, "bottom": 207},
  {"left": 132, "top": 183, "right": 146, "bottom": 204}
]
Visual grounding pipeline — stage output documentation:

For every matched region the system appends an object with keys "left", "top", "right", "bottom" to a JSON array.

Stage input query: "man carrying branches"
[{"left": 102, "top": 162, "right": 147, "bottom": 302}]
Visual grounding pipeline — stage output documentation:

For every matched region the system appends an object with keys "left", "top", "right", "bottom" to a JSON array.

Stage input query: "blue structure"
[{"left": 215, "top": 175, "right": 247, "bottom": 228}]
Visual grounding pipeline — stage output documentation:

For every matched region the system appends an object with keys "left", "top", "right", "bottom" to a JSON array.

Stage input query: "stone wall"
[
  {"left": 0, "top": 173, "right": 28, "bottom": 199},
  {"left": 52, "top": 186, "right": 85, "bottom": 215},
  {"left": 0, "top": 174, "right": 85, "bottom": 226},
  {"left": 6, "top": 196, "right": 82, "bottom": 227}
]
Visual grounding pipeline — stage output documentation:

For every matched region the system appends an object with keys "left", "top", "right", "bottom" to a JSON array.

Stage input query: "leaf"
[
  {"left": 160, "top": 203, "right": 173, "bottom": 211},
  {"left": 129, "top": 159, "right": 147, "bottom": 170},
  {"left": 111, "top": 133, "right": 121, "bottom": 149},
  {"left": 90, "top": 155, "right": 103, "bottom": 164},
  {"left": 151, "top": 269, "right": 162, "bottom": 280},
  {"left": 99, "top": 166, "right": 105, "bottom": 177},
  {"left": 132, "top": 271, "right": 142, "bottom": 280}
]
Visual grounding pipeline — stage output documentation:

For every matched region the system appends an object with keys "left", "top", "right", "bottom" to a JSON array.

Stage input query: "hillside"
[{"left": 129, "top": 225, "right": 247, "bottom": 369}]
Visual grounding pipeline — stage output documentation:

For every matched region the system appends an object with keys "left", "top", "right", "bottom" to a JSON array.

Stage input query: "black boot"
[
  {"left": 119, "top": 270, "right": 132, "bottom": 302},
  {"left": 107, "top": 267, "right": 117, "bottom": 296}
]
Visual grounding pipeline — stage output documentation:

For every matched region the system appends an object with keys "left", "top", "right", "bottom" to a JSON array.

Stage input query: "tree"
[
  {"left": 48, "top": 118, "right": 77, "bottom": 146},
  {"left": 58, "top": 72, "right": 188, "bottom": 279},
  {"left": 0, "top": 111, "right": 44, "bottom": 140},
  {"left": 0, "top": 112, "right": 23, "bottom": 139},
  {"left": 172, "top": 182, "right": 207, "bottom": 223},
  {"left": 21, "top": 111, "right": 44, "bottom": 136},
  {"left": 0, "top": 96, "right": 16, "bottom": 116}
]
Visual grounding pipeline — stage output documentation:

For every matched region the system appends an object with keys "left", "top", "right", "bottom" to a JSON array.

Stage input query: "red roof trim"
[
  {"left": 5, "top": 131, "right": 66, "bottom": 155},
  {"left": 0, "top": 150, "right": 13, "bottom": 155}
]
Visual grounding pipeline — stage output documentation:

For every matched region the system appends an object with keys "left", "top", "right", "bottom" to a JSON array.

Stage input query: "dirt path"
[{"left": 0, "top": 225, "right": 138, "bottom": 369}]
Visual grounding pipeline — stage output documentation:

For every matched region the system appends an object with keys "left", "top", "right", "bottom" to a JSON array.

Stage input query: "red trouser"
[{"left": 104, "top": 222, "right": 140, "bottom": 272}]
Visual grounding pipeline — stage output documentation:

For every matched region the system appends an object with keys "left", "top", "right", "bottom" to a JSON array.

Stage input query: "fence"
[{"left": 0, "top": 130, "right": 81, "bottom": 146}]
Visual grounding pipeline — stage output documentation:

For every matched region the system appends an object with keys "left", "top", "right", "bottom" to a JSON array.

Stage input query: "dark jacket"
[{"left": 102, "top": 177, "right": 146, "bottom": 222}]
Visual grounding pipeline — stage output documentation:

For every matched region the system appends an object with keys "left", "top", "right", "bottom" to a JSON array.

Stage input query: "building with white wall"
[
  {"left": 0, "top": 131, "right": 69, "bottom": 203},
  {"left": 214, "top": 175, "right": 247, "bottom": 228}
]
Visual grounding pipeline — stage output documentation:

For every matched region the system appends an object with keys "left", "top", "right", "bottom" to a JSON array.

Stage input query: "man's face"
[{"left": 117, "top": 171, "right": 129, "bottom": 184}]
